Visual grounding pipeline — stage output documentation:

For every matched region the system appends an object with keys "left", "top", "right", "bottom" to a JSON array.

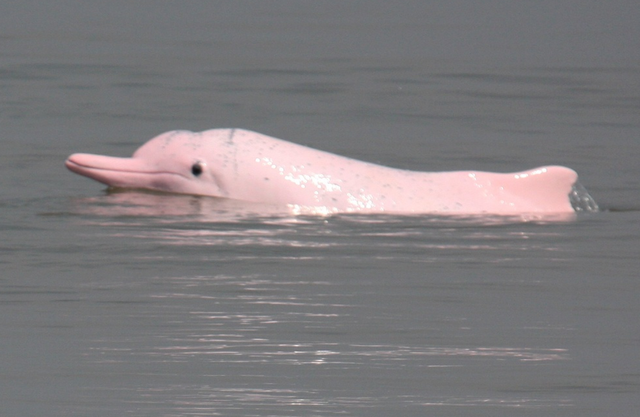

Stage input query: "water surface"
[{"left": 1, "top": 1, "right": 639, "bottom": 416}]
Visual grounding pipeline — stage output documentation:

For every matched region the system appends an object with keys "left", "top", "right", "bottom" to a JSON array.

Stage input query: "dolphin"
[{"left": 65, "top": 128, "right": 589, "bottom": 216}]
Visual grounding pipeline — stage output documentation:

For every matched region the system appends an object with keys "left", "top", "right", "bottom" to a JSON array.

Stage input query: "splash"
[{"left": 569, "top": 182, "right": 599, "bottom": 213}]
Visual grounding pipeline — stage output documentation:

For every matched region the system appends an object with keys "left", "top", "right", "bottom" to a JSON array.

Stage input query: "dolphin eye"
[{"left": 191, "top": 162, "right": 204, "bottom": 177}]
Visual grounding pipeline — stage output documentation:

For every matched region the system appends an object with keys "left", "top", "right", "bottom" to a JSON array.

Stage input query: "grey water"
[{"left": 2, "top": 1, "right": 639, "bottom": 416}]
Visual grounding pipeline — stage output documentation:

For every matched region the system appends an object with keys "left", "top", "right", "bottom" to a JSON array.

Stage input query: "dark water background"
[{"left": 1, "top": 1, "right": 639, "bottom": 416}]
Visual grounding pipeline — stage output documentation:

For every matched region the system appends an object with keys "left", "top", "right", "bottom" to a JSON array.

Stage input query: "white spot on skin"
[
  {"left": 468, "top": 172, "right": 485, "bottom": 190},
  {"left": 515, "top": 168, "right": 547, "bottom": 179},
  {"left": 346, "top": 189, "right": 376, "bottom": 210},
  {"left": 287, "top": 204, "right": 338, "bottom": 216},
  {"left": 284, "top": 172, "right": 342, "bottom": 192},
  {"left": 255, "top": 156, "right": 342, "bottom": 199}
]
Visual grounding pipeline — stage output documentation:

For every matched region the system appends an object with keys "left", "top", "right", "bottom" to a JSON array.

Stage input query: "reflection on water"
[
  {"left": 66, "top": 190, "right": 581, "bottom": 270},
  {"left": 60, "top": 178, "right": 602, "bottom": 415},
  {"left": 121, "top": 387, "right": 570, "bottom": 415},
  {"left": 70, "top": 190, "right": 289, "bottom": 221},
  {"left": 71, "top": 188, "right": 596, "bottom": 226},
  {"left": 64, "top": 193, "right": 586, "bottom": 414},
  {"left": 81, "top": 272, "right": 571, "bottom": 415}
]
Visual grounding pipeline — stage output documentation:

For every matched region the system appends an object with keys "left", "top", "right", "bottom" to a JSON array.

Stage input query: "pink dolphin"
[{"left": 66, "top": 129, "right": 585, "bottom": 216}]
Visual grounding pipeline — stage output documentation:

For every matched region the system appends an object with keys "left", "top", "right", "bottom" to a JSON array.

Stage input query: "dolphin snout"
[{"left": 65, "top": 153, "right": 159, "bottom": 187}]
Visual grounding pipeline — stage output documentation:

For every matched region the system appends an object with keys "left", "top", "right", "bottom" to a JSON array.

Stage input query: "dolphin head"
[{"left": 65, "top": 130, "right": 228, "bottom": 197}]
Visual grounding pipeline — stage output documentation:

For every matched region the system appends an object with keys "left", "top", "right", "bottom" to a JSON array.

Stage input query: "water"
[{"left": 2, "top": 1, "right": 639, "bottom": 416}]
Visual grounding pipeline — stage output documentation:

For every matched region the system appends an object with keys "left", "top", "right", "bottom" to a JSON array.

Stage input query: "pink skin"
[{"left": 66, "top": 129, "right": 578, "bottom": 215}]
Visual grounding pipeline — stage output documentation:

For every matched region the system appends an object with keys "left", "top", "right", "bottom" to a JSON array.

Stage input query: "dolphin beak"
[{"left": 65, "top": 153, "right": 168, "bottom": 189}]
